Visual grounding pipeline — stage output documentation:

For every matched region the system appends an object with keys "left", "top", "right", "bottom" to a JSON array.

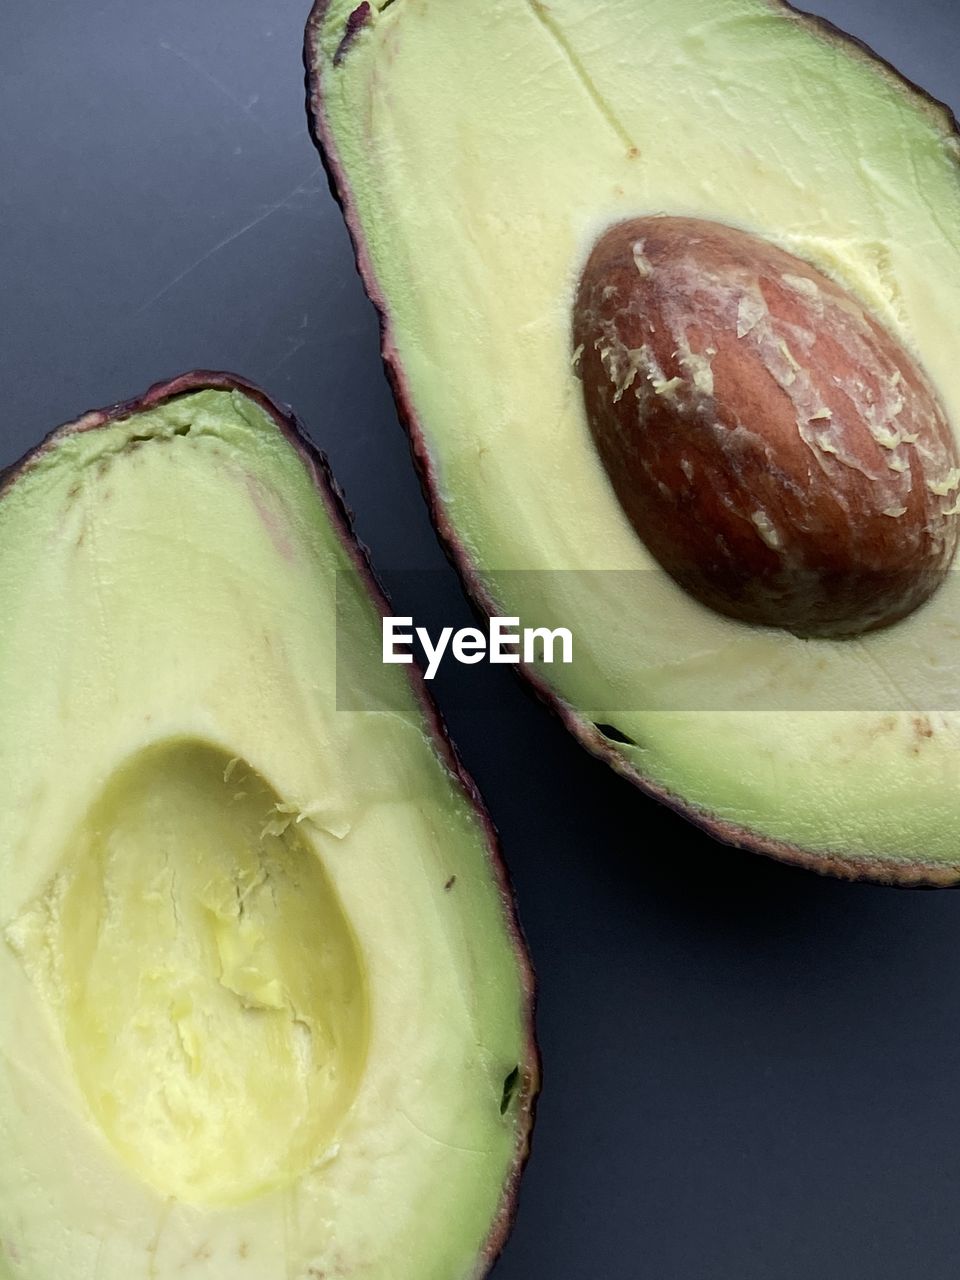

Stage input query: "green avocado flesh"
[
  {"left": 0, "top": 385, "right": 534, "bottom": 1278},
  {"left": 310, "top": 0, "right": 960, "bottom": 876}
]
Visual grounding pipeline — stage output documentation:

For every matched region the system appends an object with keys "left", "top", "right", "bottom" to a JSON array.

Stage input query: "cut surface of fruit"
[
  {"left": 0, "top": 374, "right": 536, "bottom": 1279},
  {"left": 307, "top": 0, "right": 960, "bottom": 881}
]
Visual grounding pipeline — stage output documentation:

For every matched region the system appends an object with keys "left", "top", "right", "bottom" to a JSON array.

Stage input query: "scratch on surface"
[
  {"left": 147, "top": 1200, "right": 175, "bottom": 1280},
  {"left": 282, "top": 1184, "right": 303, "bottom": 1280},
  {"left": 397, "top": 1108, "right": 491, "bottom": 1156},
  {"left": 82, "top": 466, "right": 118, "bottom": 705},
  {"left": 134, "top": 168, "right": 323, "bottom": 316},
  {"left": 854, "top": 640, "right": 921, "bottom": 714},
  {"left": 263, "top": 336, "right": 311, "bottom": 379},
  {"left": 0, "top": 1044, "right": 83, "bottom": 1115},
  {"left": 159, "top": 41, "right": 269, "bottom": 136},
  {"left": 523, "top": 0, "right": 637, "bottom": 154}
]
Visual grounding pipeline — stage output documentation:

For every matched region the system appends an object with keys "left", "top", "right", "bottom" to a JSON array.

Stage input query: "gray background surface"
[{"left": 2, "top": 1, "right": 959, "bottom": 1276}]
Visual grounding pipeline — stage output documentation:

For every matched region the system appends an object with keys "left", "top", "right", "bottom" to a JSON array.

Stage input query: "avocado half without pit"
[
  {"left": 307, "top": 0, "right": 960, "bottom": 883},
  {"left": 0, "top": 374, "right": 537, "bottom": 1280}
]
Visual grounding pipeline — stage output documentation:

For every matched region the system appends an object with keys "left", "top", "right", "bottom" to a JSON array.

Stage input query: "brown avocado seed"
[{"left": 573, "top": 216, "right": 960, "bottom": 638}]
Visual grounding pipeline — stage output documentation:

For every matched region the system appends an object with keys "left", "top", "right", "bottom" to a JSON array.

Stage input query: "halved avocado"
[
  {"left": 306, "top": 0, "right": 960, "bottom": 883},
  {"left": 0, "top": 373, "right": 537, "bottom": 1279}
]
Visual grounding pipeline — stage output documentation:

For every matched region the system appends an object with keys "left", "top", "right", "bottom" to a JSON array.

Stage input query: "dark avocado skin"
[
  {"left": 1, "top": 371, "right": 540, "bottom": 1274},
  {"left": 304, "top": 1, "right": 960, "bottom": 889}
]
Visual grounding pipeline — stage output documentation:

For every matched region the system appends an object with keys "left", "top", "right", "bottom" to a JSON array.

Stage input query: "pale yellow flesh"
[
  {"left": 316, "top": 0, "right": 960, "bottom": 864},
  {"left": 9, "top": 740, "right": 368, "bottom": 1207},
  {"left": 0, "top": 390, "right": 527, "bottom": 1279}
]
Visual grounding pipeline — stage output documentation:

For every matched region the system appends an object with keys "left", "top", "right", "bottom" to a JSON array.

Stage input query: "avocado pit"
[{"left": 573, "top": 216, "right": 960, "bottom": 638}]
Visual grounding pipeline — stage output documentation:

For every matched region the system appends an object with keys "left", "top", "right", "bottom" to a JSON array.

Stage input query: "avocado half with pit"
[
  {"left": 306, "top": 0, "right": 960, "bottom": 883},
  {"left": 0, "top": 373, "right": 537, "bottom": 1279}
]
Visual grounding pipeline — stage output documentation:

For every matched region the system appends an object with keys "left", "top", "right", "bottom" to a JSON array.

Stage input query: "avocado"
[
  {"left": 306, "top": 0, "right": 960, "bottom": 883},
  {"left": 0, "top": 373, "right": 537, "bottom": 1279}
]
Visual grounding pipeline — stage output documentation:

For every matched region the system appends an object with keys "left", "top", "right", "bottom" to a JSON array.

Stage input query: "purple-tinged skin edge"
[
  {"left": 0, "top": 371, "right": 541, "bottom": 1269},
  {"left": 333, "top": 1, "right": 372, "bottom": 66},
  {"left": 304, "top": 0, "right": 960, "bottom": 892}
]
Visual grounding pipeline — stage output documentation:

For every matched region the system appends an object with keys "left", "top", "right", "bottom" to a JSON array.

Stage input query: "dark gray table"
[{"left": 2, "top": 2, "right": 959, "bottom": 1276}]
